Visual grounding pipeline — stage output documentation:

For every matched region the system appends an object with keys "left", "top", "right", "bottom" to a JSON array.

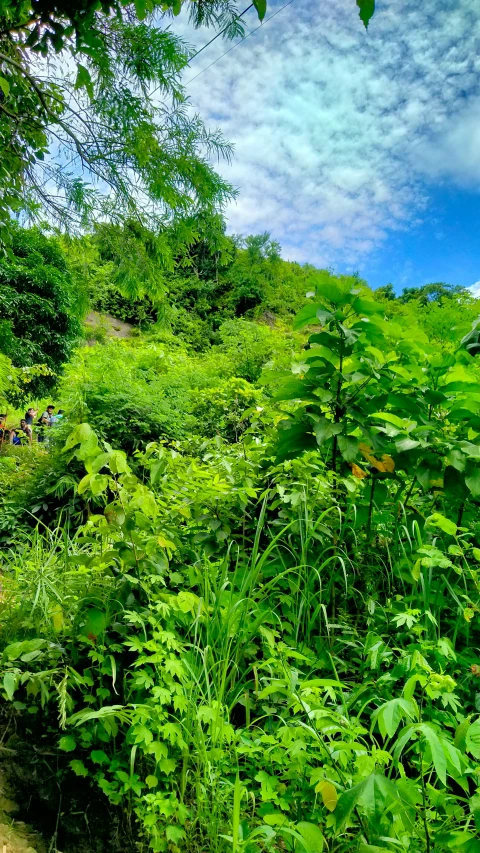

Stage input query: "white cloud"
[
  {"left": 470, "top": 281, "right": 480, "bottom": 297},
  {"left": 415, "top": 99, "right": 480, "bottom": 186},
  {"left": 168, "top": 0, "right": 480, "bottom": 267}
]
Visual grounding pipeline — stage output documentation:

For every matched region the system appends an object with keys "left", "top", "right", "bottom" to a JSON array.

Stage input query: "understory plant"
[{"left": 1, "top": 275, "right": 480, "bottom": 853}]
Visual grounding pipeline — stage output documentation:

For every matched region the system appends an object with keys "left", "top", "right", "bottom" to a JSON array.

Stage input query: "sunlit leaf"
[
  {"left": 59, "top": 736, "right": 76, "bottom": 752},
  {"left": 315, "top": 780, "right": 338, "bottom": 812}
]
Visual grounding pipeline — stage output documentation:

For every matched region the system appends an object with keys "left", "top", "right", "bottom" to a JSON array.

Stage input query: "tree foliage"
[
  {"left": 0, "top": 0, "right": 262, "bottom": 236},
  {"left": 0, "top": 0, "right": 377, "bottom": 238},
  {"left": 0, "top": 223, "right": 82, "bottom": 397}
]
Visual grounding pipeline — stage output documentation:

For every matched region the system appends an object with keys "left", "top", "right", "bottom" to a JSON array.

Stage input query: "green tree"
[
  {"left": 0, "top": 1, "right": 261, "bottom": 236},
  {"left": 0, "top": 0, "right": 377, "bottom": 237},
  {"left": 375, "top": 282, "right": 395, "bottom": 300},
  {"left": 398, "top": 281, "right": 471, "bottom": 305},
  {"left": 0, "top": 223, "right": 82, "bottom": 397}
]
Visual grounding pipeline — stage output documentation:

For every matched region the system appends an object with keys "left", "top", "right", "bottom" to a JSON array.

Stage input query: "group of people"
[{"left": 0, "top": 405, "right": 64, "bottom": 446}]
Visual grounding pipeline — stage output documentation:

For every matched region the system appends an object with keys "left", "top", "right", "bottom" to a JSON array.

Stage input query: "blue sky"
[
  {"left": 171, "top": 0, "right": 480, "bottom": 294},
  {"left": 344, "top": 185, "right": 480, "bottom": 291}
]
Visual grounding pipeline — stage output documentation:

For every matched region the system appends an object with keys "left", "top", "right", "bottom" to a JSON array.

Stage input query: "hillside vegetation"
[{"left": 1, "top": 224, "right": 480, "bottom": 853}]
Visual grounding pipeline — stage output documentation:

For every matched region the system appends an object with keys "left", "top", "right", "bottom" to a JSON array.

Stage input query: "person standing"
[
  {"left": 50, "top": 408, "right": 64, "bottom": 425},
  {"left": 40, "top": 405, "right": 55, "bottom": 425},
  {"left": 24, "top": 407, "right": 38, "bottom": 426}
]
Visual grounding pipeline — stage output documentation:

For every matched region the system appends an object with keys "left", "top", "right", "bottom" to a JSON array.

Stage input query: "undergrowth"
[{"left": 1, "top": 272, "right": 480, "bottom": 853}]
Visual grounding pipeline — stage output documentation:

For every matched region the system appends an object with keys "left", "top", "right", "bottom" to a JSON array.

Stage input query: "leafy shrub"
[
  {"left": 0, "top": 224, "right": 83, "bottom": 398},
  {"left": 4, "top": 269, "right": 480, "bottom": 853}
]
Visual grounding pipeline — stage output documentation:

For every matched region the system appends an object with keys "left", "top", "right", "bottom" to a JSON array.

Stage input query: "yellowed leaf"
[
  {"left": 380, "top": 454, "right": 395, "bottom": 473},
  {"left": 351, "top": 463, "right": 367, "bottom": 479},
  {"left": 359, "top": 443, "right": 395, "bottom": 473},
  {"left": 157, "top": 534, "right": 176, "bottom": 550},
  {"left": 315, "top": 780, "right": 338, "bottom": 812}
]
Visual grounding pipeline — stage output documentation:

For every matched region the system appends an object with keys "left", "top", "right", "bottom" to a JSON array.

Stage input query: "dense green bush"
[
  {"left": 3, "top": 251, "right": 480, "bottom": 853},
  {"left": 0, "top": 224, "right": 83, "bottom": 398}
]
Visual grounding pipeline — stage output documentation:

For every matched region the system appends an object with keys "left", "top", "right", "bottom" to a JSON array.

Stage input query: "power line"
[
  {"left": 150, "top": 4, "right": 255, "bottom": 98},
  {"left": 185, "top": 0, "right": 296, "bottom": 86},
  {"left": 189, "top": 3, "right": 254, "bottom": 62}
]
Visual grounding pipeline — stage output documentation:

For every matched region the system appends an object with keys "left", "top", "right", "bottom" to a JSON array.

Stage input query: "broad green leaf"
[
  {"left": 69, "top": 759, "right": 89, "bottom": 777},
  {"left": 466, "top": 466, "right": 480, "bottom": 497},
  {"left": 82, "top": 607, "right": 107, "bottom": 639},
  {"left": 426, "top": 513, "right": 457, "bottom": 537},
  {"left": 371, "top": 412, "right": 416, "bottom": 431},
  {"left": 392, "top": 724, "right": 416, "bottom": 761},
  {"left": 133, "top": 0, "right": 147, "bottom": 19},
  {"left": 253, "top": 0, "right": 267, "bottom": 20},
  {"left": 338, "top": 434, "right": 359, "bottom": 462},
  {"left": 0, "top": 76, "right": 10, "bottom": 97},
  {"left": 416, "top": 457, "right": 443, "bottom": 490},
  {"left": 419, "top": 724, "right": 447, "bottom": 785},
  {"left": 89, "top": 473, "right": 109, "bottom": 496},
  {"left": 293, "top": 303, "right": 325, "bottom": 331},
  {"left": 314, "top": 418, "right": 342, "bottom": 447},
  {"left": 90, "top": 451, "right": 113, "bottom": 473},
  {"left": 145, "top": 775, "right": 158, "bottom": 788},
  {"left": 352, "top": 296, "right": 383, "bottom": 315},
  {"left": 466, "top": 717, "right": 480, "bottom": 759},
  {"left": 90, "top": 749, "right": 109, "bottom": 764},
  {"left": 74, "top": 64, "right": 94, "bottom": 98},
  {"left": 177, "top": 591, "right": 197, "bottom": 613},
  {"left": 356, "top": 0, "right": 375, "bottom": 28},
  {"left": 3, "top": 639, "right": 46, "bottom": 661},
  {"left": 295, "top": 822, "right": 324, "bottom": 852},
  {"left": 459, "top": 440, "right": 480, "bottom": 458},
  {"left": 455, "top": 717, "right": 472, "bottom": 752},
  {"left": 334, "top": 776, "right": 370, "bottom": 830},
  {"left": 470, "top": 793, "right": 480, "bottom": 831},
  {"left": 275, "top": 378, "right": 314, "bottom": 401},
  {"left": 395, "top": 437, "right": 420, "bottom": 453},
  {"left": 64, "top": 423, "right": 94, "bottom": 451},
  {"left": 436, "top": 830, "right": 480, "bottom": 850},
  {"left": 336, "top": 773, "right": 412, "bottom": 833},
  {"left": 109, "top": 450, "right": 129, "bottom": 474},
  {"left": 146, "top": 741, "right": 168, "bottom": 761},
  {"left": 3, "top": 671, "right": 18, "bottom": 701},
  {"left": 166, "top": 826, "right": 186, "bottom": 843},
  {"left": 275, "top": 421, "right": 317, "bottom": 461},
  {"left": 371, "top": 698, "right": 416, "bottom": 739},
  {"left": 77, "top": 473, "right": 92, "bottom": 495},
  {"left": 58, "top": 736, "right": 76, "bottom": 752},
  {"left": 263, "top": 812, "right": 288, "bottom": 826},
  {"left": 357, "top": 773, "right": 414, "bottom": 830}
]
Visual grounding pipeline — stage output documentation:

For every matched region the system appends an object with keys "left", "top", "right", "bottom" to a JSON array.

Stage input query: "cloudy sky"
[{"left": 170, "top": 0, "right": 480, "bottom": 292}]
